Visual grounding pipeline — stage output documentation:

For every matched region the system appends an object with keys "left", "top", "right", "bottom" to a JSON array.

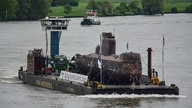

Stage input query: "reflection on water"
[
  {"left": 90, "top": 97, "right": 180, "bottom": 108},
  {"left": 79, "top": 94, "right": 183, "bottom": 108}
]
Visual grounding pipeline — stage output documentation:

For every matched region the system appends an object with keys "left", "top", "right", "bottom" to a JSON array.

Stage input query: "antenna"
[
  {"left": 99, "top": 34, "right": 102, "bottom": 84},
  {"left": 113, "top": 28, "right": 115, "bottom": 36},
  {"left": 162, "top": 35, "right": 165, "bottom": 81},
  {"left": 45, "top": 28, "right": 48, "bottom": 67},
  {"left": 5, "top": 10, "right": 7, "bottom": 21}
]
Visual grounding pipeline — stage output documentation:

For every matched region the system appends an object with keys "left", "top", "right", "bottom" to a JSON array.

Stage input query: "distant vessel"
[
  {"left": 81, "top": 10, "right": 101, "bottom": 25},
  {"left": 18, "top": 17, "right": 179, "bottom": 95}
]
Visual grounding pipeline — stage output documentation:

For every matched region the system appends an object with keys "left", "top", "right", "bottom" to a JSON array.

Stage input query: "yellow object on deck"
[
  {"left": 151, "top": 77, "right": 160, "bottom": 85},
  {"left": 95, "top": 81, "right": 105, "bottom": 88}
]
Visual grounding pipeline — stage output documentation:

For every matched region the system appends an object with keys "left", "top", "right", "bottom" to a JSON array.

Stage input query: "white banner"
[{"left": 59, "top": 71, "right": 88, "bottom": 84}]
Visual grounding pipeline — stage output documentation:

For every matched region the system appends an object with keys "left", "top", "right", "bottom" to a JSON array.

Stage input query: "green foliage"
[
  {"left": 80, "top": 0, "right": 131, "bottom": 3},
  {"left": 16, "top": 0, "right": 30, "bottom": 20},
  {"left": 1, "top": 0, "right": 192, "bottom": 20},
  {"left": 0, "top": 0, "right": 52, "bottom": 21},
  {"left": 129, "top": 0, "right": 141, "bottom": 15},
  {"left": 28, "top": 0, "right": 52, "bottom": 20},
  {"left": 60, "top": 0, "right": 192, "bottom": 17},
  {"left": 49, "top": 3, "right": 87, "bottom": 17},
  {"left": 70, "top": 0, "right": 79, "bottom": 6},
  {"left": 184, "top": 4, "right": 192, "bottom": 13},
  {"left": 113, "top": 0, "right": 141, "bottom": 15},
  {"left": 64, "top": 4, "right": 72, "bottom": 14},
  {"left": 171, "top": 7, "right": 178, "bottom": 13},
  {"left": 101, "top": 1, "right": 113, "bottom": 16},
  {"left": 129, "top": 0, "right": 138, "bottom": 9},
  {"left": 164, "top": 2, "right": 191, "bottom": 12},
  {"left": 52, "top": 0, "right": 57, "bottom": 6},
  {"left": 86, "top": 0, "right": 113, "bottom": 16},
  {"left": 0, "top": 0, "right": 18, "bottom": 20},
  {"left": 142, "top": 0, "right": 164, "bottom": 15},
  {"left": 114, "top": 2, "right": 130, "bottom": 15},
  {"left": 52, "top": 0, "right": 79, "bottom": 6},
  {"left": 86, "top": 0, "right": 98, "bottom": 10}
]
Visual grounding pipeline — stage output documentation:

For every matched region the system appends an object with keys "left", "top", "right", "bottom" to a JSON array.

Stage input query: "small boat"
[{"left": 81, "top": 10, "right": 101, "bottom": 25}]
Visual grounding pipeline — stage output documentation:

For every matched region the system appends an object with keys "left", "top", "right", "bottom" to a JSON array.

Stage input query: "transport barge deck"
[{"left": 19, "top": 71, "right": 179, "bottom": 95}]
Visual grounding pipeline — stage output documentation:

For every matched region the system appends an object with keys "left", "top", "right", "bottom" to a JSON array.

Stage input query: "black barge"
[
  {"left": 19, "top": 72, "right": 179, "bottom": 95},
  {"left": 18, "top": 17, "right": 179, "bottom": 95}
]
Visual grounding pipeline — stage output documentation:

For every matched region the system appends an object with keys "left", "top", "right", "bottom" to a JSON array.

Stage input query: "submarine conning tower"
[
  {"left": 95, "top": 32, "right": 116, "bottom": 56},
  {"left": 41, "top": 16, "right": 70, "bottom": 60}
]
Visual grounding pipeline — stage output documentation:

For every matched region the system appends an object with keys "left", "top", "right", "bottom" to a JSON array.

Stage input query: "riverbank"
[{"left": 48, "top": 1, "right": 192, "bottom": 17}]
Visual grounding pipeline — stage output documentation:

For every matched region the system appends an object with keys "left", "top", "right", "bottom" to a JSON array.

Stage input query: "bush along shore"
[
  {"left": 0, "top": 0, "right": 192, "bottom": 21},
  {"left": 49, "top": 0, "right": 192, "bottom": 17}
]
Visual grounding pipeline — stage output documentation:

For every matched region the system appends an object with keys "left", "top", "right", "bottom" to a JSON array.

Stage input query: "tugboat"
[
  {"left": 81, "top": 10, "right": 101, "bottom": 25},
  {"left": 18, "top": 17, "right": 179, "bottom": 95}
]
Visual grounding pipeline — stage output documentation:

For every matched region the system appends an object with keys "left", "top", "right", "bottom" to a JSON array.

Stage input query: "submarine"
[
  {"left": 18, "top": 16, "right": 179, "bottom": 95},
  {"left": 75, "top": 32, "right": 142, "bottom": 85}
]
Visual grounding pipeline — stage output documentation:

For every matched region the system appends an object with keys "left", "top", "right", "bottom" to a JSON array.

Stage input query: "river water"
[{"left": 0, "top": 14, "right": 191, "bottom": 108}]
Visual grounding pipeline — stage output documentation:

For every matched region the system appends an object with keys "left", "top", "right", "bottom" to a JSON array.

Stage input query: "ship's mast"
[
  {"left": 162, "top": 35, "right": 165, "bottom": 81},
  {"left": 147, "top": 48, "right": 152, "bottom": 80},
  {"left": 100, "top": 34, "right": 103, "bottom": 84},
  {"left": 40, "top": 16, "right": 70, "bottom": 61}
]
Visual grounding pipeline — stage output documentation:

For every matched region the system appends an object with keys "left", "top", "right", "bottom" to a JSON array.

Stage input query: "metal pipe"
[
  {"left": 100, "top": 34, "right": 102, "bottom": 84},
  {"left": 147, "top": 48, "right": 152, "bottom": 80}
]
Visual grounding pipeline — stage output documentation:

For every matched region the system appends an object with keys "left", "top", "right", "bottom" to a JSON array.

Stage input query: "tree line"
[
  {"left": 86, "top": 0, "right": 113, "bottom": 16},
  {"left": 51, "top": 0, "right": 79, "bottom": 6},
  {"left": 86, "top": 0, "right": 164, "bottom": 16},
  {"left": 86, "top": 0, "right": 192, "bottom": 16},
  {"left": 1, "top": 0, "right": 192, "bottom": 21},
  {"left": 0, "top": 0, "right": 52, "bottom": 21}
]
